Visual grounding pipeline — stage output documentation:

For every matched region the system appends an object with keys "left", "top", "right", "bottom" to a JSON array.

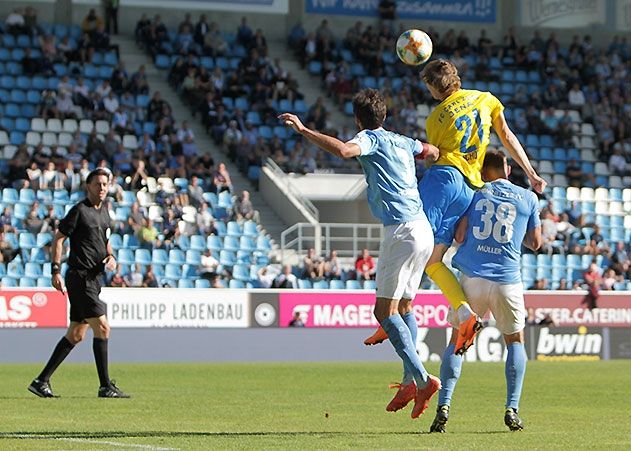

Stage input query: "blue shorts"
[{"left": 418, "top": 165, "right": 476, "bottom": 246}]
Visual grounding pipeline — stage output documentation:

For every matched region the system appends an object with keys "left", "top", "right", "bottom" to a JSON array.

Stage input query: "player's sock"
[
  {"left": 381, "top": 314, "right": 429, "bottom": 387},
  {"left": 426, "top": 262, "right": 469, "bottom": 314},
  {"left": 438, "top": 344, "right": 463, "bottom": 406},
  {"left": 37, "top": 336, "right": 75, "bottom": 382},
  {"left": 401, "top": 311, "right": 418, "bottom": 385},
  {"left": 505, "top": 343, "right": 527, "bottom": 410},
  {"left": 93, "top": 338, "right": 110, "bottom": 387}
]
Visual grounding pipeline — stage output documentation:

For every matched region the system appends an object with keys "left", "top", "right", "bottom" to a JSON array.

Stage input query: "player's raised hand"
[
  {"left": 51, "top": 273, "right": 66, "bottom": 294},
  {"left": 529, "top": 173, "right": 547, "bottom": 194},
  {"left": 103, "top": 254, "right": 117, "bottom": 272},
  {"left": 278, "top": 113, "right": 305, "bottom": 134}
]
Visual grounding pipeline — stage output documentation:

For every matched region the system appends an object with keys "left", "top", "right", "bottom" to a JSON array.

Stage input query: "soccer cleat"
[
  {"left": 504, "top": 408, "right": 524, "bottom": 431},
  {"left": 386, "top": 382, "right": 416, "bottom": 412},
  {"left": 411, "top": 375, "right": 441, "bottom": 419},
  {"left": 364, "top": 326, "right": 388, "bottom": 346},
  {"left": 28, "top": 379, "right": 56, "bottom": 398},
  {"left": 429, "top": 405, "right": 450, "bottom": 433},
  {"left": 455, "top": 315, "right": 483, "bottom": 355},
  {"left": 98, "top": 380, "right": 130, "bottom": 398}
]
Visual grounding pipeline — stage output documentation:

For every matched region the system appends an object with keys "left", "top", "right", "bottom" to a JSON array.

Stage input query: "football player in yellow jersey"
[{"left": 365, "top": 60, "right": 546, "bottom": 361}]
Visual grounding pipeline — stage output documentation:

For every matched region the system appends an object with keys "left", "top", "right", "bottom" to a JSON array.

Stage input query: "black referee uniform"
[
  {"left": 29, "top": 169, "right": 129, "bottom": 398},
  {"left": 61, "top": 198, "right": 111, "bottom": 322}
]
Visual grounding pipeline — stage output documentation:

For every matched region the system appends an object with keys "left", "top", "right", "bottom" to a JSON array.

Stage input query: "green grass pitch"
[{"left": 1, "top": 361, "right": 630, "bottom": 449}]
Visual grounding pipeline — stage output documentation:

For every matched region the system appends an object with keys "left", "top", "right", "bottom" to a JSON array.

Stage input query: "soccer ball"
[{"left": 396, "top": 29, "right": 433, "bottom": 66}]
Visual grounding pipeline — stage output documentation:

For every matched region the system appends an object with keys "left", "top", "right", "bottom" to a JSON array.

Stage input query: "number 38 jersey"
[
  {"left": 452, "top": 179, "right": 540, "bottom": 284},
  {"left": 426, "top": 89, "right": 504, "bottom": 188}
]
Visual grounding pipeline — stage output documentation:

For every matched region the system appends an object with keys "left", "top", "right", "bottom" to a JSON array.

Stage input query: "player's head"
[
  {"left": 421, "top": 59, "right": 461, "bottom": 100},
  {"left": 86, "top": 168, "right": 111, "bottom": 203},
  {"left": 352, "top": 89, "right": 386, "bottom": 130},
  {"left": 482, "top": 150, "right": 511, "bottom": 182}
]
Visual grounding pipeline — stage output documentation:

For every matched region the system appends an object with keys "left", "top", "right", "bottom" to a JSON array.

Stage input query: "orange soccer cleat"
[
  {"left": 386, "top": 382, "right": 416, "bottom": 412},
  {"left": 411, "top": 375, "right": 441, "bottom": 419},
  {"left": 455, "top": 315, "right": 483, "bottom": 355},
  {"left": 363, "top": 326, "right": 388, "bottom": 346}
]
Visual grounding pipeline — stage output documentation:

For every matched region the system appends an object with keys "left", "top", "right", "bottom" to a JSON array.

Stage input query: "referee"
[{"left": 29, "top": 168, "right": 129, "bottom": 398}]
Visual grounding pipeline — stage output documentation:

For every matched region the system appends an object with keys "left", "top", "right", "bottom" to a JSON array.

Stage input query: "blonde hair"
[{"left": 421, "top": 59, "right": 461, "bottom": 95}]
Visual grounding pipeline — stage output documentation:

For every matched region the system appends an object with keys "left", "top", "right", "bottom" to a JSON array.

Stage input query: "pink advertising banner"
[{"left": 278, "top": 292, "right": 451, "bottom": 328}]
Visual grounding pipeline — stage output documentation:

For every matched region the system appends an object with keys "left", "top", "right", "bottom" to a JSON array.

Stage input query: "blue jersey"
[
  {"left": 350, "top": 128, "right": 425, "bottom": 226},
  {"left": 452, "top": 179, "right": 540, "bottom": 284}
]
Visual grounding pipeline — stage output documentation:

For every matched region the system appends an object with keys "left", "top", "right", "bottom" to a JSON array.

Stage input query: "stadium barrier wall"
[{"left": 1, "top": 289, "right": 630, "bottom": 362}]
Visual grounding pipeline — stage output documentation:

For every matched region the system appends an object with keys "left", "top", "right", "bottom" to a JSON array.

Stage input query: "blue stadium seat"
[
  {"left": 30, "top": 248, "right": 48, "bottom": 264},
  {"left": 109, "top": 233, "right": 123, "bottom": 250},
  {"left": 36, "top": 233, "right": 53, "bottom": 248},
  {"left": 176, "top": 235, "right": 190, "bottom": 251},
  {"left": 223, "top": 236, "right": 240, "bottom": 252},
  {"left": 19, "top": 188, "right": 35, "bottom": 203},
  {"left": 37, "top": 277, "right": 52, "bottom": 287},
  {"left": 1, "top": 277, "right": 18, "bottom": 287},
  {"left": 521, "top": 254, "right": 536, "bottom": 268},
  {"left": 363, "top": 280, "right": 377, "bottom": 290},
  {"left": 2, "top": 188, "right": 18, "bottom": 203},
  {"left": 19, "top": 277, "right": 36, "bottom": 287},
  {"left": 165, "top": 264, "right": 182, "bottom": 279},
  {"left": 226, "top": 221, "right": 242, "bottom": 237},
  {"left": 186, "top": 250, "right": 201, "bottom": 265},
  {"left": 117, "top": 249, "right": 135, "bottom": 265},
  {"left": 195, "top": 279, "right": 211, "bottom": 288},
  {"left": 7, "top": 261, "right": 24, "bottom": 278},
  {"left": 24, "top": 262, "right": 42, "bottom": 278},
  {"left": 206, "top": 235, "right": 223, "bottom": 251},
  {"left": 313, "top": 280, "right": 329, "bottom": 290},
  {"left": 190, "top": 235, "right": 206, "bottom": 251},
  {"left": 219, "top": 250, "right": 236, "bottom": 266},
  {"left": 178, "top": 279, "right": 194, "bottom": 288},
  {"left": 236, "top": 250, "right": 252, "bottom": 264},
  {"left": 182, "top": 264, "right": 197, "bottom": 279},
  {"left": 256, "top": 235, "right": 272, "bottom": 252},
  {"left": 229, "top": 279, "right": 245, "bottom": 289},
  {"left": 168, "top": 249, "right": 186, "bottom": 264},
  {"left": 19, "top": 233, "right": 37, "bottom": 249},
  {"left": 346, "top": 280, "right": 361, "bottom": 290},
  {"left": 151, "top": 249, "right": 168, "bottom": 265},
  {"left": 329, "top": 280, "right": 345, "bottom": 290},
  {"left": 298, "top": 279, "right": 312, "bottom": 289},
  {"left": 155, "top": 54, "right": 170, "bottom": 69},
  {"left": 135, "top": 249, "right": 152, "bottom": 265},
  {"left": 232, "top": 264, "right": 250, "bottom": 281},
  {"left": 123, "top": 234, "right": 140, "bottom": 250},
  {"left": 239, "top": 236, "right": 256, "bottom": 252},
  {"left": 308, "top": 60, "right": 322, "bottom": 75},
  {"left": 242, "top": 221, "right": 258, "bottom": 237}
]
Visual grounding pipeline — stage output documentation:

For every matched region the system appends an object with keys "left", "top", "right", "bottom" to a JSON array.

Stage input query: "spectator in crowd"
[
  {"left": 138, "top": 218, "right": 158, "bottom": 249},
  {"left": 257, "top": 265, "right": 277, "bottom": 288},
  {"left": 5, "top": 8, "right": 28, "bottom": 35},
  {"left": 0, "top": 231, "right": 20, "bottom": 263},
  {"left": 142, "top": 265, "right": 159, "bottom": 288},
  {"left": 556, "top": 278, "right": 569, "bottom": 290},
  {"left": 125, "top": 263, "right": 144, "bottom": 287},
  {"left": 103, "top": 0, "right": 119, "bottom": 34},
  {"left": 232, "top": 190, "right": 256, "bottom": 222},
  {"left": 355, "top": 248, "right": 376, "bottom": 280},
  {"left": 302, "top": 248, "right": 324, "bottom": 279},
  {"left": 81, "top": 8, "right": 104, "bottom": 36},
  {"left": 602, "top": 268, "right": 621, "bottom": 291},
  {"left": 288, "top": 311, "right": 305, "bottom": 327},
  {"left": 109, "top": 265, "right": 127, "bottom": 287},
  {"left": 582, "top": 261, "right": 602, "bottom": 309},
  {"left": 324, "top": 250, "right": 342, "bottom": 280},
  {"left": 272, "top": 264, "right": 298, "bottom": 289},
  {"left": 213, "top": 162, "right": 233, "bottom": 193},
  {"left": 199, "top": 249, "right": 219, "bottom": 279}
]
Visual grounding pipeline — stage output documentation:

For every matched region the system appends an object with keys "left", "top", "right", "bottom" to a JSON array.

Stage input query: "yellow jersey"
[{"left": 425, "top": 89, "right": 504, "bottom": 188}]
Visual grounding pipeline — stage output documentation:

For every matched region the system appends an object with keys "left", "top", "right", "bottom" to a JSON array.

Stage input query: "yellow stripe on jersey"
[{"left": 426, "top": 89, "right": 504, "bottom": 188}]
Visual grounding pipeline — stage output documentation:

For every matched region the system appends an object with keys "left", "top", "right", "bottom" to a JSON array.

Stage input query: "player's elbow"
[{"left": 530, "top": 233, "right": 543, "bottom": 251}]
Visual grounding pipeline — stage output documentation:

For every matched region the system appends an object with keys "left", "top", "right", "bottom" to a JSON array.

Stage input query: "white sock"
[{"left": 457, "top": 303, "right": 473, "bottom": 323}]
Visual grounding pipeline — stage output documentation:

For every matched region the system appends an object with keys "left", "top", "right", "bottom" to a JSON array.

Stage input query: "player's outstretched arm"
[
  {"left": 523, "top": 226, "right": 542, "bottom": 251},
  {"left": 278, "top": 113, "right": 361, "bottom": 159},
  {"left": 492, "top": 112, "right": 547, "bottom": 194}
]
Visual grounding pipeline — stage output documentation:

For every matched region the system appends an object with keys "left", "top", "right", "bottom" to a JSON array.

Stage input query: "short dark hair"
[
  {"left": 482, "top": 150, "right": 507, "bottom": 172},
  {"left": 86, "top": 168, "right": 112, "bottom": 184},
  {"left": 352, "top": 89, "right": 386, "bottom": 130}
]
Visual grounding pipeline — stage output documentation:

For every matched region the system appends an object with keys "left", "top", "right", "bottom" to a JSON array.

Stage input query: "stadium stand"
[{"left": 0, "top": 10, "right": 276, "bottom": 289}]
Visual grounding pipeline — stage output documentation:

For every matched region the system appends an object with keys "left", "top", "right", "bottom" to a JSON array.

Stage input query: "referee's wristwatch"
[{"left": 51, "top": 262, "right": 61, "bottom": 275}]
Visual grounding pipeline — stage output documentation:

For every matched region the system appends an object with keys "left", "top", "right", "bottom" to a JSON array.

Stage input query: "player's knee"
[
  {"left": 96, "top": 322, "right": 111, "bottom": 338},
  {"left": 67, "top": 330, "right": 85, "bottom": 344}
]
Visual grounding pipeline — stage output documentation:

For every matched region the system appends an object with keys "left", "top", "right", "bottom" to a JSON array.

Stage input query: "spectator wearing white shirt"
[
  {"left": 56, "top": 89, "right": 80, "bottom": 119},
  {"left": 199, "top": 250, "right": 219, "bottom": 277},
  {"left": 95, "top": 79, "right": 112, "bottom": 99},
  {"left": 609, "top": 147, "right": 627, "bottom": 176},
  {"left": 272, "top": 264, "right": 298, "bottom": 289},
  {"left": 112, "top": 108, "right": 134, "bottom": 135},
  {"left": 125, "top": 263, "right": 144, "bottom": 287},
  {"left": 176, "top": 121, "right": 195, "bottom": 142},
  {"left": 103, "top": 91, "right": 120, "bottom": 115},
  {"left": 567, "top": 83, "right": 585, "bottom": 108}
]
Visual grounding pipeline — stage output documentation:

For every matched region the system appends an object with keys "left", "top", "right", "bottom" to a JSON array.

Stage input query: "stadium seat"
[
  {"left": 206, "top": 235, "right": 223, "bottom": 251},
  {"left": 329, "top": 280, "right": 345, "bottom": 290},
  {"left": 195, "top": 279, "right": 211, "bottom": 289},
  {"left": 168, "top": 249, "right": 186, "bottom": 264},
  {"left": 165, "top": 264, "right": 182, "bottom": 279},
  {"left": 298, "top": 279, "right": 312, "bottom": 289},
  {"left": 229, "top": 279, "right": 245, "bottom": 289},
  {"left": 117, "top": 249, "right": 135, "bottom": 265},
  {"left": 219, "top": 250, "right": 236, "bottom": 266},
  {"left": 178, "top": 279, "right": 194, "bottom": 288},
  {"left": 313, "top": 280, "right": 329, "bottom": 290},
  {"left": 223, "top": 236, "right": 240, "bottom": 252},
  {"left": 363, "top": 280, "right": 377, "bottom": 290},
  {"left": 232, "top": 264, "right": 250, "bottom": 281},
  {"left": 135, "top": 249, "right": 152, "bottom": 265},
  {"left": 345, "top": 280, "right": 361, "bottom": 290},
  {"left": 186, "top": 250, "right": 202, "bottom": 265}
]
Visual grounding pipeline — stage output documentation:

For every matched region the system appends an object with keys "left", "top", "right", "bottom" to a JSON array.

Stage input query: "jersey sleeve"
[
  {"left": 488, "top": 93, "right": 505, "bottom": 121},
  {"left": 58, "top": 205, "right": 80, "bottom": 237},
  {"left": 526, "top": 192, "right": 541, "bottom": 231},
  {"left": 348, "top": 131, "right": 377, "bottom": 156}
]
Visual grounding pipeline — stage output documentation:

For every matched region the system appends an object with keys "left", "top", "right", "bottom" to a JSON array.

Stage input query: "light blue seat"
[
  {"left": 346, "top": 280, "right": 361, "bottom": 290},
  {"left": 7, "top": 261, "right": 24, "bottom": 278},
  {"left": 1, "top": 277, "right": 18, "bottom": 287},
  {"left": 329, "top": 279, "right": 345, "bottom": 290},
  {"left": 37, "top": 277, "right": 52, "bottom": 287},
  {"left": 242, "top": 221, "right": 258, "bottom": 237},
  {"left": 117, "top": 249, "right": 135, "bottom": 265},
  {"left": 239, "top": 236, "right": 256, "bottom": 252},
  {"left": 207, "top": 235, "right": 223, "bottom": 251},
  {"left": 182, "top": 264, "right": 198, "bottom": 279},
  {"left": 165, "top": 264, "right": 182, "bottom": 279},
  {"left": 123, "top": 234, "right": 140, "bottom": 250},
  {"left": 223, "top": 236, "right": 240, "bottom": 252},
  {"left": 313, "top": 280, "right": 329, "bottom": 290},
  {"left": 19, "top": 233, "right": 37, "bottom": 249},
  {"left": 178, "top": 279, "right": 194, "bottom": 288},
  {"left": 232, "top": 264, "right": 250, "bottom": 281},
  {"left": 229, "top": 279, "right": 245, "bottom": 289},
  {"left": 30, "top": 248, "right": 48, "bottom": 264},
  {"left": 298, "top": 279, "right": 312, "bottom": 289},
  {"left": 109, "top": 233, "right": 123, "bottom": 250},
  {"left": 135, "top": 249, "right": 152, "bottom": 265},
  {"left": 190, "top": 235, "right": 206, "bottom": 251},
  {"left": 186, "top": 250, "right": 202, "bottom": 265},
  {"left": 219, "top": 250, "right": 236, "bottom": 266},
  {"left": 195, "top": 279, "right": 211, "bottom": 288},
  {"left": 24, "top": 262, "right": 42, "bottom": 277},
  {"left": 169, "top": 249, "right": 186, "bottom": 264},
  {"left": 363, "top": 280, "right": 377, "bottom": 290},
  {"left": 19, "top": 277, "right": 36, "bottom": 287}
]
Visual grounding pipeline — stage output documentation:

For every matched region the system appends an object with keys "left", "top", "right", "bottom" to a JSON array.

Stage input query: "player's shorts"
[
  {"left": 376, "top": 217, "right": 433, "bottom": 300},
  {"left": 65, "top": 269, "right": 107, "bottom": 323},
  {"left": 448, "top": 275, "right": 526, "bottom": 335},
  {"left": 418, "top": 165, "right": 475, "bottom": 246}
]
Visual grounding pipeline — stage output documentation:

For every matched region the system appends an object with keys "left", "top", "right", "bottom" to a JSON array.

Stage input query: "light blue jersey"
[
  {"left": 452, "top": 179, "right": 540, "bottom": 284},
  {"left": 350, "top": 128, "right": 425, "bottom": 226}
]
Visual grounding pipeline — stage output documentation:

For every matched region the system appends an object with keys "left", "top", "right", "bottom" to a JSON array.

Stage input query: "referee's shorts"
[{"left": 65, "top": 269, "right": 107, "bottom": 323}]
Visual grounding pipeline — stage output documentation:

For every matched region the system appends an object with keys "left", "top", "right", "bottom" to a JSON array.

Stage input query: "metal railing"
[
  {"left": 264, "top": 158, "right": 319, "bottom": 221},
  {"left": 281, "top": 222, "right": 383, "bottom": 262}
]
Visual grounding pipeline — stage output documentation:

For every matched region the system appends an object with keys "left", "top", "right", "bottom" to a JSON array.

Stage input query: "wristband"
[{"left": 51, "top": 263, "right": 61, "bottom": 275}]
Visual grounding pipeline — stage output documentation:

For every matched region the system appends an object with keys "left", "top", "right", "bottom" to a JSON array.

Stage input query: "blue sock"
[
  {"left": 437, "top": 343, "right": 463, "bottom": 406},
  {"left": 401, "top": 311, "right": 418, "bottom": 385},
  {"left": 381, "top": 314, "right": 428, "bottom": 387},
  {"left": 505, "top": 343, "right": 527, "bottom": 410}
]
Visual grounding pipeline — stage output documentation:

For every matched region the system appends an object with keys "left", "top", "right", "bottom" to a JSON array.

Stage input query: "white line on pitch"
[{"left": 8, "top": 434, "right": 179, "bottom": 450}]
